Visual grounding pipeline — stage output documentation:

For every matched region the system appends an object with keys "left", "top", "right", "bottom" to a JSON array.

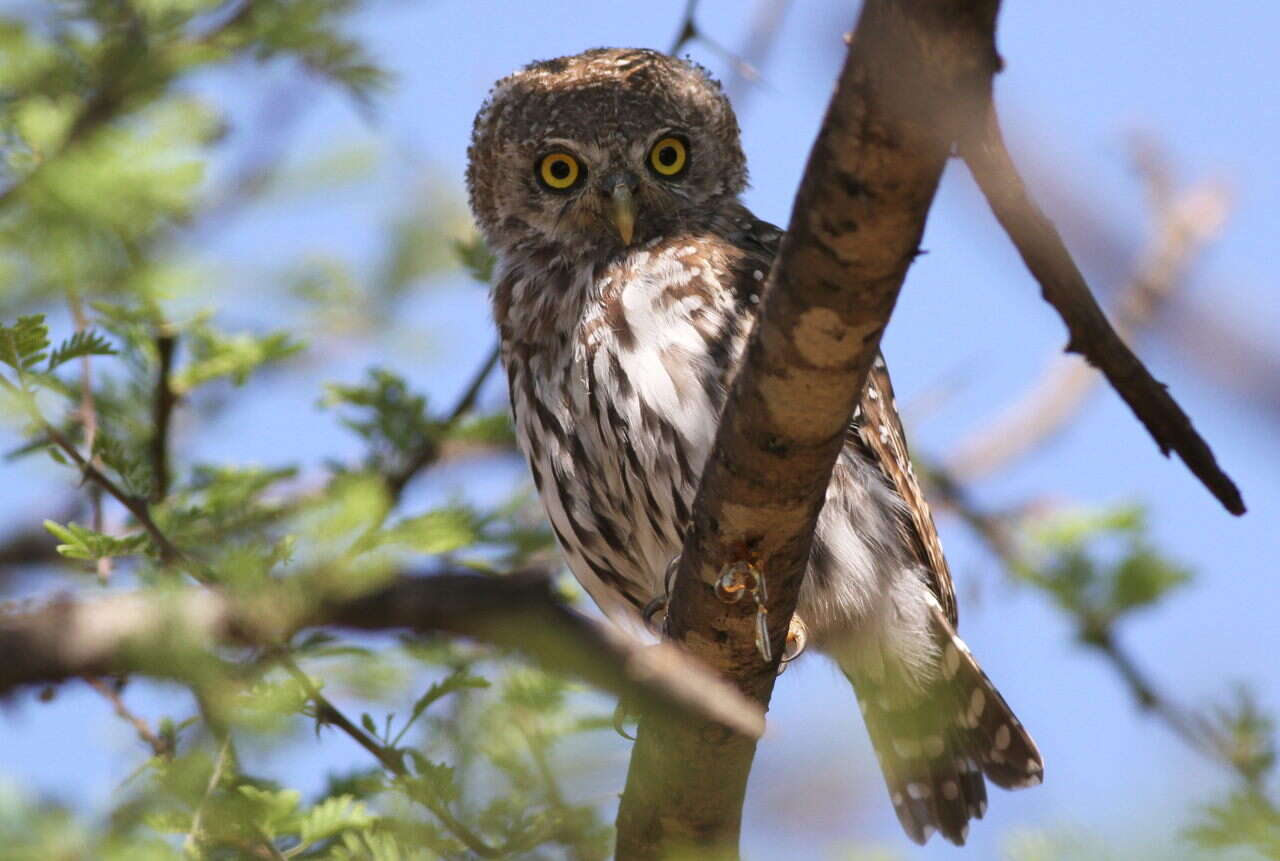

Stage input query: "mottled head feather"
[{"left": 467, "top": 48, "right": 747, "bottom": 257}]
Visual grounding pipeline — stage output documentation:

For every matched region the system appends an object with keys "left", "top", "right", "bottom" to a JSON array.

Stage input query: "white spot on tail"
[
  {"left": 923, "top": 735, "right": 945, "bottom": 758},
  {"left": 944, "top": 644, "right": 960, "bottom": 678},
  {"left": 907, "top": 782, "right": 931, "bottom": 800},
  {"left": 995, "top": 724, "right": 1011, "bottom": 750},
  {"left": 967, "top": 688, "right": 986, "bottom": 726},
  {"left": 942, "top": 780, "right": 959, "bottom": 800}
]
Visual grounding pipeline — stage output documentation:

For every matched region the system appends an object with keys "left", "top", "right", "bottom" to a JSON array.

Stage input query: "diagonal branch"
[
  {"left": 949, "top": 150, "right": 1231, "bottom": 478},
  {"left": 617, "top": 1, "right": 1005, "bottom": 856},
  {"left": 959, "top": 105, "right": 1245, "bottom": 514}
]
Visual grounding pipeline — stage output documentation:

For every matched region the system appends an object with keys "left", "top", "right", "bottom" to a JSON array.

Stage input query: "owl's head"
[{"left": 467, "top": 48, "right": 746, "bottom": 257}]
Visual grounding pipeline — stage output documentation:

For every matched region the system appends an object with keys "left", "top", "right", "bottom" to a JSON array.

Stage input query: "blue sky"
[{"left": 2, "top": 0, "right": 1278, "bottom": 857}]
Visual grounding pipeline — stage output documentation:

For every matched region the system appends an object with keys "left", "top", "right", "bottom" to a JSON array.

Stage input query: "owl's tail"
[{"left": 835, "top": 607, "right": 1043, "bottom": 846}]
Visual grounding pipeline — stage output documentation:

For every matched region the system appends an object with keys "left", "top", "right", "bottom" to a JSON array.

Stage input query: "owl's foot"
[
  {"left": 641, "top": 595, "right": 668, "bottom": 634},
  {"left": 780, "top": 614, "right": 809, "bottom": 669}
]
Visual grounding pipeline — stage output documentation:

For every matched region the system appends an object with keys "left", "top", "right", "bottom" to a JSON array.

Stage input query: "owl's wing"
[
  {"left": 852, "top": 358, "right": 957, "bottom": 625},
  {"left": 731, "top": 210, "right": 958, "bottom": 626}
]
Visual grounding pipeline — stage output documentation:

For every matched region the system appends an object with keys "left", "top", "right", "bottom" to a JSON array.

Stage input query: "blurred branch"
[
  {"left": 960, "top": 105, "right": 1244, "bottom": 515},
  {"left": 618, "top": 1, "right": 1004, "bottom": 856},
  {"left": 149, "top": 332, "right": 179, "bottom": 503},
  {"left": 83, "top": 676, "right": 173, "bottom": 757},
  {"left": 723, "top": 0, "right": 793, "bottom": 102},
  {"left": 950, "top": 146, "right": 1231, "bottom": 478},
  {"left": 667, "top": 0, "right": 761, "bottom": 86},
  {"left": 0, "top": 499, "right": 84, "bottom": 579},
  {"left": 0, "top": 571, "right": 764, "bottom": 738}
]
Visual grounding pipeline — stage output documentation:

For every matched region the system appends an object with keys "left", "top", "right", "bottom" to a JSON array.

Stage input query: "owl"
[{"left": 467, "top": 48, "right": 1042, "bottom": 846}]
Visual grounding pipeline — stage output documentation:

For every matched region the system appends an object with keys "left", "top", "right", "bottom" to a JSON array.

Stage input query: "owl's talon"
[
  {"left": 641, "top": 595, "right": 668, "bottom": 634},
  {"left": 782, "top": 614, "right": 809, "bottom": 664},
  {"left": 612, "top": 697, "right": 637, "bottom": 741}
]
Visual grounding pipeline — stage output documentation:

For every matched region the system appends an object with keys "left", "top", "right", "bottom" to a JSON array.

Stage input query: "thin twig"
[
  {"left": 68, "top": 294, "right": 112, "bottom": 583},
  {"left": 41, "top": 423, "right": 187, "bottom": 565},
  {"left": 184, "top": 734, "right": 232, "bottom": 857},
  {"left": 150, "top": 332, "right": 178, "bottom": 502},
  {"left": 669, "top": 0, "right": 699, "bottom": 54},
  {"left": 384, "top": 345, "right": 499, "bottom": 502},
  {"left": 83, "top": 676, "right": 172, "bottom": 757},
  {"left": 280, "top": 660, "right": 502, "bottom": 858},
  {"left": 722, "top": 0, "right": 793, "bottom": 103},
  {"left": 666, "top": 0, "right": 761, "bottom": 85},
  {"left": 960, "top": 104, "right": 1244, "bottom": 515}
]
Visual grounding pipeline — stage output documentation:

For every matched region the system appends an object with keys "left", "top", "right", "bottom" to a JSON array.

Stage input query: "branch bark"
[
  {"left": 0, "top": 571, "right": 763, "bottom": 737},
  {"left": 616, "top": 1, "right": 1004, "bottom": 856},
  {"left": 959, "top": 107, "right": 1245, "bottom": 514}
]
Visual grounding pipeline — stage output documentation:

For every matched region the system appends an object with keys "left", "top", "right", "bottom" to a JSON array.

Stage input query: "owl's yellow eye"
[
  {"left": 648, "top": 136, "right": 688, "bottom": 177},
  {"left": 537, "top": 153, "right": 581, "bottom": 190}
]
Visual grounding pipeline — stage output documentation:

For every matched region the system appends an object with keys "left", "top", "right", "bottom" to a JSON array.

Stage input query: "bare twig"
[
  {"left": 951, "top": 148, "right": 1231, "bottom": 478},
  {"left": 722, "top": 0, "right": 793, "bottom": 103},
  {"left": 669, "top": 0, "right": 699, "bottom": 54},
  {"left": 617, "top": 1, "right": 1005, "bottom": 855},
  {"left": 667, "top": 0, "right": 761, "bottom": 85},
  {"left": 959, "top": 105, "right": 1244, "bottom": 515},
  {"left": 83, "top": 675, "right": 173, "bottom": 757}
]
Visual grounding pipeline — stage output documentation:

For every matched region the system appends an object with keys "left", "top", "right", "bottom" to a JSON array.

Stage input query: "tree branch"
[
  {"left": 0, "top": 571, "right": 763, "bottom": 738},
  {"left": 149, "top": 332, "right": 179, "bottom": 503},
  {"left": 950, "top": 151, "right": 1229, "bottom": 478},
  {"left": 616, "top": 1, "right": 1005, "bottom": 856},
  {"left": 959, "top": 105, "right": 1245, "bottom": 514}
]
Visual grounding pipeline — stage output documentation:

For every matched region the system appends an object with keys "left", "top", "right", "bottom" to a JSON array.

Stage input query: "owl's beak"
[{"left": 608, "top": 183, "right": 636, "bottom": 246}]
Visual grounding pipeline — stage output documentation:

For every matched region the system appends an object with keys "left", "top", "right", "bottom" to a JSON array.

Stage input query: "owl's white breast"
[{"left": 499, "top": 238, "right": 747, "bottom": 624}]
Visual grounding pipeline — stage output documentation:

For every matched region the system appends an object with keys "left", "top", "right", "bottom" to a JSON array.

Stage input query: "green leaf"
[
  {"left": 360, "top": 712, "right": 378, "bottom": 737},
  {"left": 296, "top": 795, "right": 373, "bottom": 846},
  {"left": 1108, "top": 547, "right": 1191, "bottom": 613},
  {"left": 0, "top": 315, "right": 50, "bottom": 375},
  {"left": 43, "top": 520, "right": 148, "bottom": 561},
  {"left": 392, "top": 670, "right": 489, "bottom": 745},
  {"left": 454, "top": 234, "right": 495, "bottom": 284},
  {"left": 237, "top": 785, "right": 300, "bottom": 838},
  {"left": 387, "top": 507, "right": 481, "bottom": 555},
  {"left": 46, "top": 329, "right": 116, "bottom": 371},
  {"left": 172, "top": 328, "right": 303, "bottom": 393},
  {"left": 1187, "top": 790, "right": 1280, "bottom": 855}
]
